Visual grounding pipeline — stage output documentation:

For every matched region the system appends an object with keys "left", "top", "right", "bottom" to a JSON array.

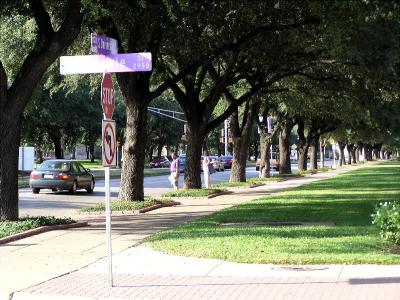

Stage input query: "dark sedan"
[
  {"left": 220, "top": 155, "right": 233, "bottom": 169},
  {"left": 29, "top": 160, "right": 95, "bottom": 194},
  {"left": 149, "top": 156, "right": 171, "bottom": 168}
]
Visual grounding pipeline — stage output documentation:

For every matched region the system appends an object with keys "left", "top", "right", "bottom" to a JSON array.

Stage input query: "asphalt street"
[{"left": 18, "top": 160, "right": 333, "bottom": 219}]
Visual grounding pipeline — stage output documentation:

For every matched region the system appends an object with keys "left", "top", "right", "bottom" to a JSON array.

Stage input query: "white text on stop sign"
[{"left": 102, "top": 87, "right": 114, "bottom": 105}]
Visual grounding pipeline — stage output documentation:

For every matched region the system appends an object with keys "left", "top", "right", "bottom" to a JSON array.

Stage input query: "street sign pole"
[
  {"left": 104, "top": 166, "right": 113, "bottom": 287},
  {"left": 60, "top": 33, "right": 152, "bottom": 289}
]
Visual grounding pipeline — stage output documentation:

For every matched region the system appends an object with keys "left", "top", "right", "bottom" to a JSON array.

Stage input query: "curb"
[
  {"left": 0, "top": 221, "right": 88, "bottom": 245},
  {"left": 79, "top": 201, "right": 181, "bottom": 216},
  {"left": 224, "top": 184, "right": 264, "bottom": 191},
  {"left": 207, "top": 190, "right": 233, "bottom": 198},
  {"left": 136, "top": 201, "right": 181, "bottom": 213}
]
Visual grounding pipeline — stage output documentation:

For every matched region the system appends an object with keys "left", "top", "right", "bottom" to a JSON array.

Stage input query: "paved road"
[
  {"left": 18, "top": 161, "right": 333, "bottom": 218},
  {"left": 18, "top": 167, "right": 253, "bottom": 218}
]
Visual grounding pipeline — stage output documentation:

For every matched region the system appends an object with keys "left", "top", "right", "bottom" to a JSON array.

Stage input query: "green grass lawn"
[
  {"left": 162, "top": 188, "right": 226, "bottom": 198},
  {"left": 144, "top": 161, "right": 400, "bottom": 264},
  {"left": 18, "top": 179, "right": 30, "bottom": 188},
  {"left": 80, "top": 198, "right": 175, "bottom": 212},
  {"left": 77, "top": 160, "right": 105, "bottom": 169}
]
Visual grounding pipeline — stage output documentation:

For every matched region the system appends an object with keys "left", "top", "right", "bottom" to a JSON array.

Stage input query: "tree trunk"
[
  {"left": 157, "top": 143, "right": 163, "bottom": 157},
  {"left": 298, "top": 146, "right": 309, "bottom": 171},
  {"left": 36, "top": 149, "right": 43, "bottom": 164},
  {"left": 319, "top": 141, "right": 325, "bottom": 168},
  {"left": 230, "top": 101, "right": 257, "bottom": 182},
  {"left": 49, "top": 130, "right": 63, "bottom": 159},
  {"left": 310, "top": 137, "right": 319, "bottom": 170},
  {"left": 0, "top": 115, "right": 20, "bottom": 220},
  {"left": 351, "top": 146, "right": 357, "bottom": 164},
  {"left": 279, "top": 122, "right": 293, "bottom": 174},
  {"left": 373, "top": 144, "right": 382, "bottom": 159},
  {"left": 296, "top": 121, "right": 309, "bottom": 172},
  {"left": 119, "top": 100, "right": 148, "bottom": 201},
  {"left": 89, "top": 144, "right": 95, "bottom": 162},
  {"left": 0, "top": 0, "right": 82, "bottom": 221},
  {"left": 230, "top": 136, "right": 248, "bottom": 182},
  {"left": 338, "top": 141, "right": 346, "bottom": 166},
  {"left": 347, "top": 144, "right": 354, "bottom": 165},
  {"left": 184, "top": 123, "right": 205, "bottom": 189},
  {"left": 357, "top": 143, "right": 364, "bottom": 162},
  {"left": 259, "top": 132, "right": 271, "bottom": 178}
]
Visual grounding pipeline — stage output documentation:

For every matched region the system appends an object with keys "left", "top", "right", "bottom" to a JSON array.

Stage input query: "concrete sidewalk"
[
  {"left": 15, "top": 246, "right": 400, "bottom": 300},
  {"left": 2, "top": 162, "right": 399, "bottom": 299}
]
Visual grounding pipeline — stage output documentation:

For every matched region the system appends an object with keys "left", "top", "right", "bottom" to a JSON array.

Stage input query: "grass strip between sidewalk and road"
[
  {"left": 80, "top": 198, "right": 176, "bottom": 213},
  {"left": 213, "top": 177, "right": 282, "bottom": 188},
  {"left": 162, "top": 188, "right": 227, "bottom": 198},
  {"left": 0, "top": 216, "right": 75, "bottom": 239},
  {"left": 144, "top": 161, "right": 400, "bottom": 264}
]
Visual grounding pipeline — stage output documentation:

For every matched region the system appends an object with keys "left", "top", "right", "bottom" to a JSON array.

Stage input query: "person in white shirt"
[
  {"left": 202, "top": 150, "right": 212, "bottom": 189},
  {"left": 168, "top": 153, "right": 179, "bottom": 190}
]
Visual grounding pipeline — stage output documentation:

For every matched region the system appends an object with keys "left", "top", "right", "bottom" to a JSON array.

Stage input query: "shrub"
[{"left": 371, "top": 201, "right": 400, "bottom": 245}]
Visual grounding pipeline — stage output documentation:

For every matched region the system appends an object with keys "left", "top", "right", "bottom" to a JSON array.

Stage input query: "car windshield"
[{"left": 39, "top": 161, "right": 70, "bottom": 171}]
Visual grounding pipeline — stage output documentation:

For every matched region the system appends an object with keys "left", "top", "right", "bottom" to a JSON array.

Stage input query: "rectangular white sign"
[
  {"left": 60, "top": 53, "right": 152, "bottom": 75},
  {"left": 102, "top": 120, "right": 117, "bottom": 167}
]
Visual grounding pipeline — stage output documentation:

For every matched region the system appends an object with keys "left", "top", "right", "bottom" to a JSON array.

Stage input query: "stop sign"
[{"left": 101, "top": 73, "right": 115, "bottom": 120}]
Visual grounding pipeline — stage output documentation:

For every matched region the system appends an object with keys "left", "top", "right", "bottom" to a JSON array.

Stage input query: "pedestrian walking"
[
  {"left": 202, "top": 151, "right": 214, "bottom": 189},
  {"left": 168, "top": 153, "right": 180, "bottom": 190}
]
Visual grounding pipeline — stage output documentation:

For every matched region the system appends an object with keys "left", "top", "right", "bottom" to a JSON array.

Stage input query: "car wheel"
[
  {"left": 32, "top": 188, "right": 40, "bottom": 194},
  {"left": 256, "top": 166, "right": 259, "bottom": 171},
  {"left": 87, "top": 179, "right": 95, "bottom": 193},
  {"left": 52, "top": 188, "right": 57, "bottom": 192},
  {"left": 69, "top": 181, "right": 77, "bottom": 194}
]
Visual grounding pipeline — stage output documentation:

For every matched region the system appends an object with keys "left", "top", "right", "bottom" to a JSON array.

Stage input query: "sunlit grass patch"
[{"left": 144, "top": 161, "right": 400, "bottom": 264}]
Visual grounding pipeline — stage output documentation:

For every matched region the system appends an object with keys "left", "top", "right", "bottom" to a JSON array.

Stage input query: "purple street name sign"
[
  {"left": 91, "top": 33, "right": 118, "bottom": 55},
  {"left": 60, "top": 53, "right": 152, "bottom": 74}
]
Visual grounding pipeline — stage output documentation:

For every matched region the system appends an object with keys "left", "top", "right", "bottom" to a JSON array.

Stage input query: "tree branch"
[
  {"left": 169, "top": 82, "right": 191, "bottom": 119},
  {"left": 193, "top": 64, "right": 208, "bottom": 100},
  {"left": 206, "top": 83, "right": 261, "bottom": 133},
  {"left": 149, "top": 61, "right": 202, "bottom": 99},
  {"left": 28, "top": 0, "right": 54, "bottom": 36},
  {"left": 215, "top": 17, "right": 321, "bottom": 57},
  {"left": 7, "top": 0, "right": 82, "bottom": 113}
]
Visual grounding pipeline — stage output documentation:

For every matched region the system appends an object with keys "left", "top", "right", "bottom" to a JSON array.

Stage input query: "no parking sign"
[{"left": 102, "top": 120, "right": 116, "bottom": 167}]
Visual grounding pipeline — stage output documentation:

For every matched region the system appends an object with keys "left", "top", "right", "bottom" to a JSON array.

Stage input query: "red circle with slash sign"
[{"left": 102, "top": 122, "right": 116, "bottom": 165}]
